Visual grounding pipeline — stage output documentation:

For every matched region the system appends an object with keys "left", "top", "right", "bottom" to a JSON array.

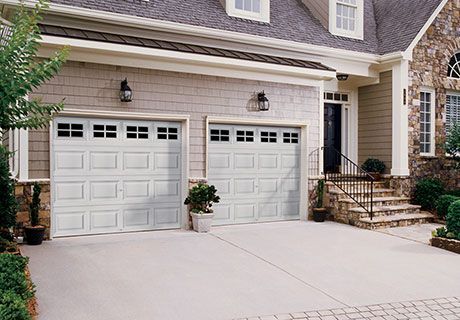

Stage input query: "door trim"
[
  {"left": 206, "top": 116, "right": 309, "bottom": 222},
  {"left": 49, "top": 109, "right": 190, "bottom": 238}
]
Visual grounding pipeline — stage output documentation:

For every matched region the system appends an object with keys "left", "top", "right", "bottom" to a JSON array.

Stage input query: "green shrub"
[
  {"left": 436, "top": 195, "right": 460, "bottom": 219},
  {"left": 0, "top": 255, "right": 34, "bottom": 301},
  {"left": 0, "top": 146, "right": 18, "bottom": 232},
  {"left": 0, "top": 292, "right": 31, "bottom": 320},
  {"left": 362, "top": 158, "right": 386, "bottom": 173},
  {"left": 316, "top": 179, "right": 325, "bottom": 208},
  {"left": 184, "top": 183, "right": 220, "bottom": 214},
  {"left": 446, "top": 200, "right": 460, "bottom": 237},
  {"left": 446, "top": 189, "right": 460, "bottom": 197},
  {"left": 29, "top": 183, "right": 41, "bottom": 227},
  {"left": 414, "top": 178, "right": 445, "bottom": 210},
  {"left": 433, "top": 226, "right": 447, "bottom": 238}
]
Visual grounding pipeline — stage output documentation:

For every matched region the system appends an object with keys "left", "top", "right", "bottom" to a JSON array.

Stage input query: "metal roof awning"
[{"left": 39, "top": 24, "right": 335, "bottom": 84}]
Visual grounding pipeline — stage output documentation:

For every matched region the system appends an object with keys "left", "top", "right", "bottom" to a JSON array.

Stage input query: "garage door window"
[
  {"left": 236, "top": 130, "right": 254, "bottom": 142},
  {"left": 283, "top": 132, "right": 299, "bottom": 143},
  {"left": 261, "top": 131, "right": 277, "bottom": 143},
  {"left": 57, "top": 123, "right": 84, "bottom": 138},
  {"left": 93, "top": 124, "right": 117, "bottom": 138},
  {"left": 127, "top": 126, "right": 149, "bottom": 139},
  {"left": 157, "top": 127, "right": 178, "bottom": 140},
  {"left": 210, "top": 129, "right": 230, "bottom": 142}
]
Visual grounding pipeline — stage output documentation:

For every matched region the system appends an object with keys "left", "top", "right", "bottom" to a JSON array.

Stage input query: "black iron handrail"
[{"left": 322, "top": 146, "right": 374, "bottom": 220}]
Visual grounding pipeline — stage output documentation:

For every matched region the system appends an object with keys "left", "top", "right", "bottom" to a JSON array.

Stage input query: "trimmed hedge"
[
  {"left": 446, "top": 200, "right": 460, "bottom": 239},
  {"left": 436, "top": 195, "right": 460, "bottom": 219},
  {"left": 414, "top": 178, "right": 445, "bottom": 210},
  {"left": 0, "top": 254, "right": 34, "bottom": 320}
]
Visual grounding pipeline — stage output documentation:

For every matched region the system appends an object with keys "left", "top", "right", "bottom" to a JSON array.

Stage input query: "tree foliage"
[
  {"left": 0, "top": 146, "right": 18, "bottom": 231},
  {"left": 0, "top": 0, "right": 69, "bottom": 132},
  {"left": 446, "top": 123, "right": 460, "bottom": 161}
]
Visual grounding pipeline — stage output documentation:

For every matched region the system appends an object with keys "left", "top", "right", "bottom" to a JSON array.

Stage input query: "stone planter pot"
[
  {"left": 24, "top": 226, "right": 45, "bottom": 245},
  {"left": 430, "top": 237, "right": 460, "bottom": 254},
  {"left": 191, "top": 212, "right": 214, "bottom": 233},
  {"left": 313, "top": 208, "right": 327, "bottom": 222}
]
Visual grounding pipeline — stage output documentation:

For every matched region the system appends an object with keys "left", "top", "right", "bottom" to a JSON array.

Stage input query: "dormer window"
[
  {"left": 225, "top": 0, "right": 270, "bottom": 23},
  {"left": 329, "top": 0, "right": 363, "bottom": 40}
]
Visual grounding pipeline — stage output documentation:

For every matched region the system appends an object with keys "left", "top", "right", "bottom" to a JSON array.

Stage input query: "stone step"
[
  {"left": 348, "top": 204, "right": 422, "bottom": 219},
  {"left": 355, "top": 211, "right": 435, "bottom": 229},
  {"left": 338, "top": 196, "right": 411, "bottom": 209},
  {"left": 326, "top": 181, "right": 387, "bottom": 189},
  {"left": 328, "top": 188, "right": 396, "bottom": 199}
]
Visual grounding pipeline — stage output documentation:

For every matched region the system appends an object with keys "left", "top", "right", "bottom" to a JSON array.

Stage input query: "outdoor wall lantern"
[
  {"left": 257, "top": 91, "right": 270, "bottom": 111},
  {"left": 336, "top": 74, "right": 349, "bottom": 81},
  {"left": 120, "top": 78, "right": 133, "bottom": 102}
]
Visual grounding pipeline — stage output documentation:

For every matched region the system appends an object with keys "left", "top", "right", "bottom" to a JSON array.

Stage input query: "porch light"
[
  {"left": 336, "top": 74, "right": 349, "bottom": 81},
  {"left": 120, "top": 78, "right": 133, "bottom": 102},
  {"left": 257, "top": 91, "right": 270, "bottom": 111}
]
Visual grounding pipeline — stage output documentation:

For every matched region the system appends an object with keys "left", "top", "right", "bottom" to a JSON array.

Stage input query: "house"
[{"left": 1, "top": 0, "right": 459, "bottom": 237}]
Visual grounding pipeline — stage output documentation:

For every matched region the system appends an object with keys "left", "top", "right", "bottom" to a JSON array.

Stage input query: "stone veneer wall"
[
  {"left": 15, "top": 181, "right": 51, "bottom": 240},
  {"left": 407, "top": 0, "right": 460, "bottom": 191}
]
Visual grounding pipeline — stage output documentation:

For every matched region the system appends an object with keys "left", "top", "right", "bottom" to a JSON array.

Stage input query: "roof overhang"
[{"left": 37, "top": 33, "right": 336, "bottom": 87}]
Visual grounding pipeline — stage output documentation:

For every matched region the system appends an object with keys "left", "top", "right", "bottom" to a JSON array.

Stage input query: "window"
[
  {"left": 210, "top": 129, "right": 230, "bottom": 142},
  {"left": 127, "top": 126, "right": 149, "bottom": 139},
  {"left": 329, "top": 0, "right": 363, "bottom": 39},
  {"left": 446, "top": 93, "right": 460, "bottom": 134},
  {"left": 236, "top": 130, "right": 254, "bottom": 142},
  {"left": 93, "top": 124, "right": 117, "bottom": 139},
  {"left": 283, "top": 132, "right": 299, "bottom": 144},
  {"left": 448, "top": 53, "right": 460, "bottom": 78},
  {"left": 420, "top": 90, "right": 435, "bottom": 155},
  {"left": 57, "top": 123, "right": 84, "bottom": 138},
  {"left": 261, "top": 131, "right": 277, "bottom": 143},
  {"left": 225, "top": 0, "right": 270, "bottom": 23},
  {"left": 157, "top": 127, "right": 178, "bottom": 140},
  {"left": 324, "top": 91, "right": 349, "bottom": 103}
]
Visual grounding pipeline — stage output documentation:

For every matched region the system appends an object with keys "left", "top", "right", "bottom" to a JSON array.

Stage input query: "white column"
[
  {"left": 18, "top": 129, "right": 29, "bottom": 181},
  {"left": 391, "top": 60, "right": 410, "bottom": 176}
]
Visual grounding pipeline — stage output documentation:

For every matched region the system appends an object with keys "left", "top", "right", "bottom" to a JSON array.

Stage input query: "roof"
[
  {"left": 47, "top": 0, "right": 443, "bottom": 55},
  {"left": 38, "top": 24, "right": 335, "bottom": 72}
]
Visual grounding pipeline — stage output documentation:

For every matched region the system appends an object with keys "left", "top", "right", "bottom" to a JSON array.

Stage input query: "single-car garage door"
[
  {"left": 208, "top": 124, "right": 301, "bottom": 225},
  {"left": 51, "top": 117, "right": 183, "bottom": 237}
]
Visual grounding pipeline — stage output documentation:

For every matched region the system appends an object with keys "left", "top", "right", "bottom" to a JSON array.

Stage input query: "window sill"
[{"left": 419, "top": 154, "right": 437, "bottom": 159}]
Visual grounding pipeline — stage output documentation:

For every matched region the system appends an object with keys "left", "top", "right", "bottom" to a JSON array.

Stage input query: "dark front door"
[{"left": 324, "top": 103, "right": 342, "bottom": 173}]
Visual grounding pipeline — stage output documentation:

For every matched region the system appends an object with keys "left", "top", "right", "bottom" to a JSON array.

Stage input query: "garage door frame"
[
  {"left": 49, "top": 109, "right": 190, "bottom": 238},
  {"left": 205, "top": 116, "right": 310, "bottom": 222}
]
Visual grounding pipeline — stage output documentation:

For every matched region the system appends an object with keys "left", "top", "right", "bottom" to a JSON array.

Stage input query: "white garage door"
[
  {"left": 51, "top": 117, "right": 182, "bottom": 237},
  {"left": 208, "top": 124, "right": 301, "bottom": 225}
]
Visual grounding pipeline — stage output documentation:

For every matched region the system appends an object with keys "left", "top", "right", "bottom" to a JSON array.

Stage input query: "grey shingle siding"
[{"left": 49, "top": 0, "right": 443, "bottom": 55}]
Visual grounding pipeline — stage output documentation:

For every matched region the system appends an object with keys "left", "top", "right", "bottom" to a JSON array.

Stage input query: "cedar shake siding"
[
  {"left": 28, "top": 61, "right": 320, "bottom": 179},
  {"left": 358, "top": 71, "right": 393, "bottom": 172}
]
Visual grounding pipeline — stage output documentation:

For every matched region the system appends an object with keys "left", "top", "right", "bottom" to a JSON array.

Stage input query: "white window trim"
[
  {"left": 329, "top": 0, "right": 364, "bottom": 40},
  {"left": 226, "top": 0, "right": 270, "bottom": 23},
  {"left": 419, "top": 87, "right": 436, "bottom": 157}
]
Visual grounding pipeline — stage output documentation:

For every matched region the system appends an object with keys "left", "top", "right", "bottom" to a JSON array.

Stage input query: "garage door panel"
[
  {"left": 90, "top": 210, "right": 120, "bottom": 230},
  {"left": 209, "top": 124, "right": 301, "bottom": 225},
  {"left": 52, "top": 117, "right": 183, "bottom": 236}
]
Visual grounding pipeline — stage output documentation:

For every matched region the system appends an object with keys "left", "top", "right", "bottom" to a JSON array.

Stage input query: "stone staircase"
[{"left": 326, "top": 181, "right": 435, "bottom": 229}]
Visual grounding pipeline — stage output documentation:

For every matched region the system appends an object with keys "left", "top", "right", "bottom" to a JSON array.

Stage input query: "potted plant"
[
  {"left": 24, "top": 182, "right": 45, "bottom": 245},
  {"left": 184, "top": 183, "right": 220, "bottom": 233},
  {"left": 313, "top": 179, "right": 327, "bottom": 222},
  {"left": 361, "top": 158, "right": 386, "bottom": 181}
]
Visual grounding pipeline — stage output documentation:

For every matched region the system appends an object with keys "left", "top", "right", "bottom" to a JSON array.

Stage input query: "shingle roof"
[
  {"left": 38, "top": 24, "right": 335, "bottom": 72},
  {"left": 48, "top": 0, "right": 443, "bottom": 55}
]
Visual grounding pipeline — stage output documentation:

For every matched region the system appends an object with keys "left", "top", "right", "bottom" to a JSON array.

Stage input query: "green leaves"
[
  {"left": 184, "top": 183, "right": 220, "bottom": 213},
  {"left": 0, "top": 146, "right": 18, "bottom": 230},
  {"left": 446, "top": 123, "right": 460, "bottom": 160},
  {"left": 0, "top": 0, "right": 69, "bottom": 131}
]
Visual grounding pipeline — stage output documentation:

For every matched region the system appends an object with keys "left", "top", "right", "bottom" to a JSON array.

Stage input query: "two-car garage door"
[
  {"left": 208, "top": 124, "right": 301, "bottom": 225},
  {"left": 52, "top": 117, "right": 183, "bottom": 237}
]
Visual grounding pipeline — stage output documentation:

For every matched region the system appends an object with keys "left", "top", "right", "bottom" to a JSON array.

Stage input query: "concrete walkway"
[
  {"left": 377, "top": 223, "right": 444, "bottom": 244},
  {"left": 22, "top": 221, "right": 460, "bottom": 320}
]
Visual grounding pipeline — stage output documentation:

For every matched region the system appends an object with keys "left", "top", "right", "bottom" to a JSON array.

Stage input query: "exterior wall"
[
  {"left": 15, "top": 181, "right": 51, "bottom": 240},
  {"left": 358, "top": 71, "right": 393, "bottom": 172},
  {"left": 301, "top": 0, "right": 329, "bottom": 28},
  {"left": 29, "top": 61, "right": 320, "bottom": 179},
  {"left": 408, "top": 0, "right": 460, "bottom": 190}
]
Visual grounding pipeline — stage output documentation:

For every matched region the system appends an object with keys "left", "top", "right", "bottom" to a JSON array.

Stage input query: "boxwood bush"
[
  {"left": 446, "top": 200, "right": 460, "bottom": 239},
  {"left": 414, "top": 178, "right": 445, "bottom": 210},
  {"left": 0, "top": 254, "right": 34, "bottom": 320},
  {"left": 436, "top": 195, "right": 460, "bottom": 219}
]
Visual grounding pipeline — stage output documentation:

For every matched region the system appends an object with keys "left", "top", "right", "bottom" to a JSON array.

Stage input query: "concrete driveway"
[{"left": 22, "top": 221, "right": 460, "bottom": 320}]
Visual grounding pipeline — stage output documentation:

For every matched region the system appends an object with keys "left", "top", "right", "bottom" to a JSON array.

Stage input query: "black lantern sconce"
[
  {"left": 257, "top": 91, "right": 270, "bottom": 111},
  {"left": 336, "top": 74, "right": 349, "bottom": 81},
  {"left": 120, "top": 78, "right": 133, "bottom": 102}
]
